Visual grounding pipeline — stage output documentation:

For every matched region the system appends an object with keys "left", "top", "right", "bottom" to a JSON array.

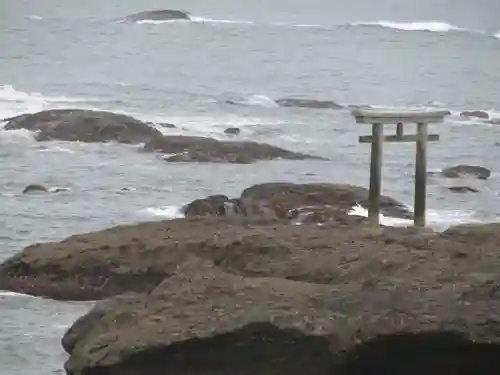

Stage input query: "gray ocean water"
[{"left": 1, "top": 0, "right": 500, "bottom": 373}]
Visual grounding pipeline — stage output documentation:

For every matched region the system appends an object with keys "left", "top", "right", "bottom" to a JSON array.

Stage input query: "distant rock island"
[{"left": 123, "top": 9, "right": 190, "bottom": 22}]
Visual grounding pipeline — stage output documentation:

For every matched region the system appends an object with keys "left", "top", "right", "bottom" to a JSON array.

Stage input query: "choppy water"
[{"left": 1, "top": 0, "right": 500, "bottom": 373}]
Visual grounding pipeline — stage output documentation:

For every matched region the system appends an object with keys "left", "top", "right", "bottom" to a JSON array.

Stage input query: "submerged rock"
[
  {"left": 22, "top": 184, "right": 49, "bottom": 194},
  {"left": 275, "top": 98, "right": 343, "bottom": 109},
  {"left": 143, "top": 135, "right": 325, "bottom": 163},
  {"left": 224, "top": 127, "right": 240, "bottom": 135},
  {"left": 124, "top": 9, "right": 190, "bottom": 22},
  {"left": 460, "top": 110, "right": 489, "bottom": 119},
  {"left": 447, "top": 186, "right": 479, "bottom": 193},
  {"left": 441, "top": 165, "right": 491, "bottom": 180},
  {"left": 3, "top": 109, "right": 162, "bottom": 144}
]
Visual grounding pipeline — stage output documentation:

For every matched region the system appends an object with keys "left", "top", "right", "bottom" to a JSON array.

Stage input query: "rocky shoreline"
[{"left": 0, "top": 180, "right": 499, "bottom": 374}]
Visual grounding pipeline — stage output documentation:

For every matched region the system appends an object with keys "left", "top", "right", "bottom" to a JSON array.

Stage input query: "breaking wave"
[
  {"left": 140, "top": 205, "right": 185, "bottom": 218},
  {"left": 133, "top": 16, "right": 254, "bottom": 26},
  {"left": 125, "top": 13, "right": 500, "bottom": 40},
  {"left": 0, "top": 84, "right": 94, "bottom": 119},
  {"left": 350, "top": 21, "right": 464, "bottom": 32},
  {"left": 348, "top": 204, "right": 482, "bottom": 232}
]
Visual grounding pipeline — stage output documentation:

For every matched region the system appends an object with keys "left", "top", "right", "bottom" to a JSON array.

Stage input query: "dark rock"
[
  {"left": 441, "top": 165, "right": 491, "bottom": 180},
  {"left": 124, "top": 9, "right": 190, "bottom": 22},
  {"left": 460, "top": 110, "right": 489, "bottom": 119},
  {"left": 22, "top": 184, "right": 48, "bottom": 194},
  {"left": 63, "top": 252, "right": 500, "bottom": 375},
  {"left": 447, "top": 186, "right": 479, "bottom": 193},
  {"left": 3, "top": 109, "right": 161, "bottom": 144},
  {"left": 275, "top": 98, "right": 343, "bottom": 109},
  {"left": 143, "top": 135, "right": 219, "bottom": 153},
  {"left": 182, "top": 195, "right": 244, "bottom": 217},
  {"left": 143, "top": 135, "right": 325, "bottom": 164},
  {"left": 163, "top": 150, "right": 254, "bottom": 164},
  {"left": 224, "top": 127, "right": 240, "bottom": 135},
  {"left": 157, "top": 122, "right": 176, "bottom": 129}
]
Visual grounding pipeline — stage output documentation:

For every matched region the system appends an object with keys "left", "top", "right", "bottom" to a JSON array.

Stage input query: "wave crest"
[
  {"left": 351, "top": 21, "right": 463, "bottom": 32},
  {"left": 135, "top": 16, "right": 254, "bottom": 26},
  {"left": 0, "top": 84, "right": 94, "bottom": 119}
]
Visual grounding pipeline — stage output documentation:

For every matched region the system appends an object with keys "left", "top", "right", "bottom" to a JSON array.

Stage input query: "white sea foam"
[
  {"left": 189, "top": 16, "right": 254, "bottom": 25},
  {"left": 494, "top": 31, "right": 500, "bottom": 39},
  {"left": 293, "top": 23, "right": 324, "bottom": 28},
  {"left": 37, "top": 145, "right": 75, "bottom": 154},
  {"left": 348, "top": 204, "right": 482, "bottom": 231},
  {"left": 351, "top": 21, "right": 463, "bottom": 33},
  {"left": 135, "top": 19, "right": 189, "bottom": 25},
  {"left": 0, "top": 291, "right": 37, "bottom": 298},
  {"left": 134, "top": 16, "right": 326, "bottom": 28},
  {"left": 28, "top": 15, "right": 43, "bottom": 20},
  {"left": 48, "top": 187, "right": 71, "bottom": 193},
  {"left": 0, "top": 84, "right": 90, "bottom": 119},
  {"left": 144, "top": 114, "right": 285, "bottom": 138},
  {"left": 225, "top": 94, "right": 279, "bottom": 108},
  {"left": 142, "top": 205, "right": 185, "bottom": 218},
  {"left": 136, "top": 16, "right": 254, "bottom": 26},
  {"left": 0, "top": 127, "right": 36, "bottom": 143}
]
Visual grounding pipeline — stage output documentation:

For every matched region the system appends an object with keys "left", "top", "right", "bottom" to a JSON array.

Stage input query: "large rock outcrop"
[
  {"left": 2, "top": 109, "right": 162, "bottom": 143},
  {"left": 0, "top": 218, "right": 371, "bottom": 301},
  {"left": 3, "top": 206, "right": 500, "bottom": 373},
  {"left": 0, "top": 182, "right": 414, "bottom": 301},
  {"left": 62, "top": 239, "right": 500, "bottom": 375},
  {"left": 143, "top": 135, "right": 325, "bottom": 163}
]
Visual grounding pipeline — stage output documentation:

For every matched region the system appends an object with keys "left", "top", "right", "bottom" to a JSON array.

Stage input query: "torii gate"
[{"left": 351, "top": 108, "right": 450, "bottom": 227}]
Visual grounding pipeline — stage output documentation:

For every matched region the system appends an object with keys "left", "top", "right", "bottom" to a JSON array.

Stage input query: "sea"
[{"left": 1, "top": 0, "right": 500, "bottom": 373}]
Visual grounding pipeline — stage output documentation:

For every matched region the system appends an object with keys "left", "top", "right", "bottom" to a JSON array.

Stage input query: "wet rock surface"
[
  {"left": 441, "top": 165, "right": 491, "bottom": 180},
  {"left": 2, "top": 109, "right": 162, "bottom": 144},
  {"left": 459, "top": 110, "right": 489, "bottom": 119},
  {"left": 447, "top": 186, "right": 479, "bottom": 193},
  {"left": 143, "top": 135, "right": 325, "bottom": 163},
  {"left": 22, "top": 184, "right": 49, "bottom": 194},
  {"left": 224, "top": 127, "right": 240, "bottom": 135}
]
